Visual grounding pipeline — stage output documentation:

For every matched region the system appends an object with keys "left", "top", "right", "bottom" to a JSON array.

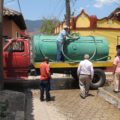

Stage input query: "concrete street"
[{"left": 25, "top": 89, "right": 120, "bottom": 120}]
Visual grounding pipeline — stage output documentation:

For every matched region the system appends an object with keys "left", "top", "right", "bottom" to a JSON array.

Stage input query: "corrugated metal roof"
[{"left": 3, "top": 8, "right": 26, "bottom": 30}]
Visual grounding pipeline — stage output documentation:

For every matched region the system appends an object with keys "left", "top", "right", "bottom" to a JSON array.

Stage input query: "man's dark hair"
[{"left": 44, "top": 57, "right": 49, "bottom": 61}]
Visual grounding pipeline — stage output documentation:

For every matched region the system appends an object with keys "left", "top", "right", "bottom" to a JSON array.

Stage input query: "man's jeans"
[
  {"left": 56, "top": 41, "right": 64, "bottom": 61},
  {"left": 40, "top": 80, "right": 50, "bottom": 100}
]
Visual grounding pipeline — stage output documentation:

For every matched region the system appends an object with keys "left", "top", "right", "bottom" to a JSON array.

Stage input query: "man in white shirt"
[{"left": 77, "top": 54, "right": 94, "bottom": 99}]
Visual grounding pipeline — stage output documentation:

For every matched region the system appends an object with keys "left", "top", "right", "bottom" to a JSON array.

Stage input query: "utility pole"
[
  {"left": 0, "top": 0, "right": 4, "bottom": 90},
  {"left": 65, "top": 0, "right": 71, "bottom": 28}
]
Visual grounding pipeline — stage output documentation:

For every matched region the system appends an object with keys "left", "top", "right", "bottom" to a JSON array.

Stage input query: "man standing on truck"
[
  {"left": 56, "top": 25, "right": 69, "bottom": 61},
  {"left": 77, "top": 54, "right": 94, "bottom": 99},
  {"left": 40, "top": 57, "right": 51, "bottom": 101}
]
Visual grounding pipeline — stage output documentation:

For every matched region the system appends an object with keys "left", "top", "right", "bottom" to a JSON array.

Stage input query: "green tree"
[{"left": 40, "top": 18, "right": 60, "bottom": 35}]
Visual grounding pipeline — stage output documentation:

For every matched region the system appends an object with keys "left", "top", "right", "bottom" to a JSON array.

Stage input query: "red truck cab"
[{"left": 3, "top": 38, "right": 30, "bottom": 79}]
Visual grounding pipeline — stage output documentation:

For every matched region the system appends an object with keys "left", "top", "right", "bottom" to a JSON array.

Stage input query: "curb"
[{"left": 98, "top": 87, "right": 120, "bottom": 109}]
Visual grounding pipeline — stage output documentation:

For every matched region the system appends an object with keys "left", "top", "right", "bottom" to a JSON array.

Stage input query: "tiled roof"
[
  {"left": 3, "top": 8, "right": 26, "bottom": 30},
  {"left": 3, "top": 8, "right": 20, "bottom": 16},
  {"left": 108, "top": 7, "right": 120, "bottom": 21}
]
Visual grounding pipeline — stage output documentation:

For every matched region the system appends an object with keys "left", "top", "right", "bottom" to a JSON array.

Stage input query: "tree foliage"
[{"left": 40, "top": 18, "right": 60, "bottom": 35}]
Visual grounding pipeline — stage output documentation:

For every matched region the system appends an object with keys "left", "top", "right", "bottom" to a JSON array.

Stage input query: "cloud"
[{"left": 94, "top": 0, "right": 119, "bottom": 8}]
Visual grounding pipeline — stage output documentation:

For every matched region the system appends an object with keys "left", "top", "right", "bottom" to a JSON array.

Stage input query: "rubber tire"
[{"left": 90, "top": 69, "right": 106, "bottom": 89}]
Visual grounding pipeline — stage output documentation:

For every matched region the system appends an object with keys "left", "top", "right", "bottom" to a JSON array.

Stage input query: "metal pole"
[
  {"left": 66, "top": 0, "right": 70, "bottom": 27},
  {"left": 0, "top": 0, "right": 4, "bottom": 90}
]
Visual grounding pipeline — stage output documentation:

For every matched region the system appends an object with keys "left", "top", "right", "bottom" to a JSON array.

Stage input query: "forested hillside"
[{"left": 25, "top": 20, "right": 42, "bottom": 32}]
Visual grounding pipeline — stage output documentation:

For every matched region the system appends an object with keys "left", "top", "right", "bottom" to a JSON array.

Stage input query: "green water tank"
[{"left": 32, "top": 34, "right": 109, "bottom": 62}]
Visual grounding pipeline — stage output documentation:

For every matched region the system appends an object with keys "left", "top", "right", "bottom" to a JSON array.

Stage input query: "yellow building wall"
[
  {"left": 76, "top": 14, "right": 90, "bottom": 28},
  {"left": 56, "top": 27, "right": 59, "bottom": 34},
  {"left": 71, "top": 14, "right": 120, "bottom": 62},
  {"left": 94, "top": 30, "right": 120, "bottom": 61},
  {"left": 59, "top": 24, "right": 63, "bottom": 31},
  {"left": 63, "top": 22, "right": 66, "bottom": 28},
  {"left": 112, "top": 20, "right": 120, "bottom": 28},
  {"left": 71, "top": 29, "right": 120, "bottom": 61},
  {"left": 55, "top": 11, "right": 120, "bottom": 62},
  {"left": 97, "top": 19, "right": 120, "bottom": 28},
  {"left": 97, "top": 19, "right": 109, "bottom": 28}
]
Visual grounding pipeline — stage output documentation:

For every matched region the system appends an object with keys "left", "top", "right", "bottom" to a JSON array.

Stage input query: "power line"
[
  {"left": 17, "top": 0, "right": 22, "bottom": 13},
  {"left": 113, "top": 0, "right": 120, "bottom": 6},
  {"left": 52, "top": 0, "right": 64, "bottom": 20},
  {"left": 71, "top": 0, "right": 78, "bottom": 16},
  {"left": 57, "top": 2, "right": 66, "bottom": 20},
  {"left": 4, "top": 0, "right": 23, "bottom": 14},
  {"left": 71, "top": 0, "right": 77, "bottom": 8}
]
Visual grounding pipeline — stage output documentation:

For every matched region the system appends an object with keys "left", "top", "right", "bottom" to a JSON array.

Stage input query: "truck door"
[{"left": 4, "top": 40, "right": 30, "bottom": 78}]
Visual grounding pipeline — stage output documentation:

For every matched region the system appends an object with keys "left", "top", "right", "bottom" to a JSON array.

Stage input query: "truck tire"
[{"left": 90, "top": 69, "right": 106, "bottom": 89}]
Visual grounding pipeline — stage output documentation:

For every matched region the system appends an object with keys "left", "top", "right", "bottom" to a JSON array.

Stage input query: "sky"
[{"left": 4, "top": 0, "right": 120, "bottom": 21}]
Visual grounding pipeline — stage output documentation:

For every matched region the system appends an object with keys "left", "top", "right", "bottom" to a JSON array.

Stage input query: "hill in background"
[{"left": 25, "top": 20, "right": 42, "bottom": 33}]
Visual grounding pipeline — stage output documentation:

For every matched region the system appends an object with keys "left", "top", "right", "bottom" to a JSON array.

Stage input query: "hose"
[
  {"left": 67, "top": 33, "right": 80, "bottom": 40},
  {"left": 61, "top": 35, "right": 97, "bottom": 63},
  {"left": 61, "top": 35, "right": 110, "bottom": 63},
  {"left": 61, "top": 33, "right": 81, "bottom": 63}
]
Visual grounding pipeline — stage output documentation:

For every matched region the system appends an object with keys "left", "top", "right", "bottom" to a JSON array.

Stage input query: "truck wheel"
[{"left": 90, "top": 69, "right": 106, "bottom": 89}]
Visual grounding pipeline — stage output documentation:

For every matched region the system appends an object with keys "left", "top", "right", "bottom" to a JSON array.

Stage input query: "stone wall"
[{"left": 0, "top": 90, "right": 25, "bottom": 120}]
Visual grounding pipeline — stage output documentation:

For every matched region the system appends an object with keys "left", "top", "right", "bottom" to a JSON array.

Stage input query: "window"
[{"left": 7, "top": 41, "right": 24, "bottom": 52}]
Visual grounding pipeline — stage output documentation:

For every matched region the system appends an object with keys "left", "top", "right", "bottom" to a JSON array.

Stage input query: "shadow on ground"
[{"left": 4, "top": 77, "right": 79, "bottom": 90}]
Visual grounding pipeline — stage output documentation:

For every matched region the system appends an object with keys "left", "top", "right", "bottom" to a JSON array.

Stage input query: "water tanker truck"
[{"left": 3, "top": 33, "right": 113, "bottom": 89}]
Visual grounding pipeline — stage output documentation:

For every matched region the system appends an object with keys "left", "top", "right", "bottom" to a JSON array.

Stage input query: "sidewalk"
[{"left": 98, "top": 72, "right": 120, "bottom": 109}]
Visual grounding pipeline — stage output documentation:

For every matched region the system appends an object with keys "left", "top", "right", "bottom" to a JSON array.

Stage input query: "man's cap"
[
  {"left": 84, "top": 54, "right": 90, "bottom": 59},
  {"left": 63, "top": 25, "right": 69, "bottom": 29}
]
